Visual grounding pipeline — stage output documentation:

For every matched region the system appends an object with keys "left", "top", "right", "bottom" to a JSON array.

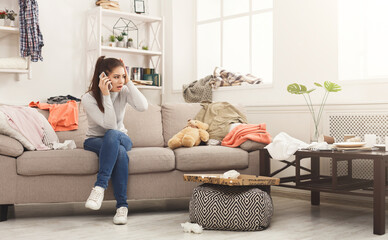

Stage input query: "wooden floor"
[{"left": 0, "top": 195, "right": 387, "bottom": 240}]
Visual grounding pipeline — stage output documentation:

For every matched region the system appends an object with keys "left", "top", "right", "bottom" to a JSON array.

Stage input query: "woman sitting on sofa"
[{"left": 81, "top": 56, "right": 148, "bottom": 225}]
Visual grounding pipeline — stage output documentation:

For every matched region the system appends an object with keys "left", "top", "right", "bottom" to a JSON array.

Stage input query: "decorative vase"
[
  {"left": 4, "top": 18, "right": 10, "bottom": 26},
  {"left": 108, "top": 42, "right": 116, "bottom": 47},
  {"left": 127, "top": 40, "right": 133, "bottom": 48},
  {"left": 311, "top": 121, "right": 324, "bottom": 143},
  {"left": 0, "top": 19, "right": 4, "bottom": 26},
  {"left": 117, "top": 41, "right": 125, "bottom": 48},
  {"left": 10, "top": 20, "right": 15, "bottom": 27}
]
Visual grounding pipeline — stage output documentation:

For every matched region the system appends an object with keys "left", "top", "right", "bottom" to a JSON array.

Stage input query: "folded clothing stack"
[
  {"left": 95, "top": 0, "right": 120, "bottom": 10},
  {"left": 0, "top": 57, "right": 28, "bottom": 69}
]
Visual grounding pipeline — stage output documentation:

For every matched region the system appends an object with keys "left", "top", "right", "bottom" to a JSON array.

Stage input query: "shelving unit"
[
  {"left": 0, "top": 26, "right": 32, "bottom": 79},
  {"left": 87, "top": 7, "right": 164, "bottom": 103}
]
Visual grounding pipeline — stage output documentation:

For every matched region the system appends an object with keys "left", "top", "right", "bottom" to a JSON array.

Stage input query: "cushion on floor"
[{"left": 189, "top": 184, "right": 273, "bottom": 231}]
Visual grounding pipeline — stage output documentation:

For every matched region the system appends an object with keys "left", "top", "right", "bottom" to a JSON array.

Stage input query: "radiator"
[{"left": 329, "top": 113, "right": 388, "bottom": 180}]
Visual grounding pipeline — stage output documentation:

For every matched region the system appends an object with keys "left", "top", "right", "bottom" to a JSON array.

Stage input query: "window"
[
  {"left": 196, "top": 0, "right": 273, "bottom": 83},
  {"left": 338, "top": 0, "right": 388, "bottom": 81}
]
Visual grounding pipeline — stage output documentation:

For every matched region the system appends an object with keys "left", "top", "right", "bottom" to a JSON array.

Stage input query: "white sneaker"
[
  {"left": 85, "top": 186, "right": 105, "bottom": 210},
  {"left": 113, "top": 207, "right": 128, "bottom": 225}
]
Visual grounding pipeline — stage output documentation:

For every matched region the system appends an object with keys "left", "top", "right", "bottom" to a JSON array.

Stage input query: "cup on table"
[
  {"left": 364, "top": 134, "right": 376, "bottom": 147},
  {"left": 385, "top": 136, "right": 388, "bottom": 152}
]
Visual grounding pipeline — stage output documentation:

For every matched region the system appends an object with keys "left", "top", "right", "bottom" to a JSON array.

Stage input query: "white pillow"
[{"left": 0, "top": 111, "right": 35, "bottom": 150}]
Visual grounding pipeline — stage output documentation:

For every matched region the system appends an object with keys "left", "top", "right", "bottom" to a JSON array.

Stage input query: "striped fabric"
[{"left": 19, "top": 0, "right": 44, "bottom": 62}]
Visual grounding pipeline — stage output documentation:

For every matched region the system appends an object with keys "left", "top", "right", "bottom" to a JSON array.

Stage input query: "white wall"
[
  {"left": 163, "top": 0, "right": 388, "bottom": 106},
  {"left": 0, "top": 0, "right": 161, "bottom": 105}
]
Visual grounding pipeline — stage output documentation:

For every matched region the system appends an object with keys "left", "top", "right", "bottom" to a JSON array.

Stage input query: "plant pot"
[
  {"left": 108, "top": 42, "right": 116, "bottom": 47},
  {"left": 10, "top": 20, "right": 15, "bottom": 27},
  {"left": 127, "top": 41, "right": 133, "bottom": 48},
  {"left": 117, "top": 41, "right": 125, "bottom": 48},
  {"left": 4, "top": 18, "right": 10, "bottom": 26},
  {"left": 0, "top": 19, "right": 4, "bottom": 26}
]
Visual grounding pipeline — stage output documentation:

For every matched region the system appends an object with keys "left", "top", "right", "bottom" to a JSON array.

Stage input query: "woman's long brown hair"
[{"left": 88, "top": 56, "right": 124, "bottom": 112}]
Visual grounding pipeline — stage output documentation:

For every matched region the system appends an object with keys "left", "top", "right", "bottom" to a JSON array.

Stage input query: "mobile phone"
[{"left": 99, "top": 71, "right": 112, "bottom": 90}]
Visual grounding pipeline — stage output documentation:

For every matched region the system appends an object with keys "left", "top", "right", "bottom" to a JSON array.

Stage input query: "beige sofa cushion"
[
  {"left": 17, "top": 149, "right": 98, "bottom": 176},
  {"left": 123, "top": 104, "right": 164, "bottom": 147},
  {"left": 0, "top": 134, "right": 24, "bottom": 157},
  {"left": 162, "top": 103, "right": 202, "bottom": 146},
  {"left": 129, "top": 147, "right": 175, "bottom": 174},
  {"left": 174, "top": 146, "right": 248, "bottom": 171}
]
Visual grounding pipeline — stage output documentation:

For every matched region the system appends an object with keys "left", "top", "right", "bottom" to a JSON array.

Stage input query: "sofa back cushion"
[
  {"left": 123, "top": 104, "right": 164, "bottom": 147},
  {"left": 161, "top": 103, "right": 202, "bottom": 146},
  {"left": 36, "top": 102, "right": 88, "bottom": 149}
]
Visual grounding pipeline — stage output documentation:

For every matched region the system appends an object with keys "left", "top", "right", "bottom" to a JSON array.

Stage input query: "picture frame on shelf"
[{"left": 134, "top": 0, "right": 145, "bottom": 14}]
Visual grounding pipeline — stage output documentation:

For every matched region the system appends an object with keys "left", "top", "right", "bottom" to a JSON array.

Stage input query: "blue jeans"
[{"left": 84, "top": 130, "right": 132, "bottom": 208}]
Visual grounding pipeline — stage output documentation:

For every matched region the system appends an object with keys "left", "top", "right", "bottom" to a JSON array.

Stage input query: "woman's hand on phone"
[
  {"left": 120, "top": 58, "right": 129, "bottom": 85},
  {"left": 99, "top": 76, "right": 111, "bottom": 96}
]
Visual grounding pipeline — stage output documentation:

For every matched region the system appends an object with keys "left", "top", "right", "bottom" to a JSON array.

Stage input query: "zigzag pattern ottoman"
[{"left": 189, "top": 184, "right": 273, "bottom": 231}]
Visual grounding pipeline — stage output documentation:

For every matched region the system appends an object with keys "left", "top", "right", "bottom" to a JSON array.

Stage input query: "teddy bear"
[{"left": 168, "top": 119, "right": 210, "bottom": 150}]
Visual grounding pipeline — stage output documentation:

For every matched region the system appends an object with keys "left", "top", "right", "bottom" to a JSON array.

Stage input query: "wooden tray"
[{"left": 183, "top": 174, "right": 280, "bottom": 186}]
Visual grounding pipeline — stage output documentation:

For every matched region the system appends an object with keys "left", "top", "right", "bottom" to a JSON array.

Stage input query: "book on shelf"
[
  {"left": 95, "top": 0, "right": 120, "bottom": 10},
  {"left": 133, "top": 80, "right": 153, "bottom": 85}
]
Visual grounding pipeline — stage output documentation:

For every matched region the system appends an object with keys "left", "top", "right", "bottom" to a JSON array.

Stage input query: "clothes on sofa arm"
[
  {"left": 0, "top": 105, "right": 49, "bottom": 150},
  {"left": 195, "top": 102, "right": 248, "bottom": 141},
  {"left": 221, "top": 123, "right": 271, "bottom": 148},
  {"left": 81, "top": 81, "right": 148, "bottom": 138},
  {"left": 183, "top": 75, "right": 213, "bottom": 103},
  {"left": 29, "top": 100, "right": 79, "bottom": 132}
]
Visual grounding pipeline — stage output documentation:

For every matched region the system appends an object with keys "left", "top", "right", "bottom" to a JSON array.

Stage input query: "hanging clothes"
[
  {"left": 19, "top": 0, "right": 44, "bottom": 62},
  {"left": 29, "top": 100, "right": 79, "bottom": 131}
]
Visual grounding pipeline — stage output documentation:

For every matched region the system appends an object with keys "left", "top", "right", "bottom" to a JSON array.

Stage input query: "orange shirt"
[
  {"left": 221, "top": 123, "right": 271, "bottom": 147},
  {"left": 29, "top": 100, "right": 78, "bottom": 131}
]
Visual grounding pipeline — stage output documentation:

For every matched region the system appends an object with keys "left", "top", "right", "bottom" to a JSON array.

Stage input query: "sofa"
[{"left": 0, "top": 103, "right": 263, "bottom": 221}]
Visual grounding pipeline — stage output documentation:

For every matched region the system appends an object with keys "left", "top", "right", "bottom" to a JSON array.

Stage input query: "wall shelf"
[
  {"left": 0, "top": 26, "right": 19, "bottom": 33},
  {"left": 87, "top": 7, "right": 164, "bottom": 103},
  {"left": 0, "top": 69, "right": 29, "bottom": 73},
  {"left": 101, "top": 46, "right": 162, "bottom": 56}
]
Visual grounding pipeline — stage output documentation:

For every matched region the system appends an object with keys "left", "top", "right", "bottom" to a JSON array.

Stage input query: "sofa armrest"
[{"left": 0, "top": 134, "right": 24, "bottom": 158}]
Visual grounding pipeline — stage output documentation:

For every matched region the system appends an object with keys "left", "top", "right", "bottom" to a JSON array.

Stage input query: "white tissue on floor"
[
  {"left": 222, "top": 170, "right": 240, "bottom": 179},
  {"left": 181, "top": 222, "right": 203, "bottom": 234},
  {"left": 53, "top": 140, "right": 77, "bottom": 150}
]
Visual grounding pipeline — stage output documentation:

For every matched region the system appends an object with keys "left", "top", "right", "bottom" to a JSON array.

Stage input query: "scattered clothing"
[
  {"left": 19, "top": 0, "right": 44, "bottom": 62},
  {"left": 222, "top": 170, "right": 240, "bottom": 179},
  {"left": 207, "top": 138, "right": 221, "bottom": 146},
  {"left": 29, "top": 100, "right": 79, "bottom": 131},
  {"left": 47, "top": 95, "right": 81, "bottom": 104},
  {"left": 52, "top": 140, "right": 76, "bottom": 150},
  {"left": 182, "top": 67, "right": 262, "bottom": 103},
  {"left": 221, "top": 124, "right": 271, "bottom": 147},
  {"left": 0, "top": 105, "right": 49, "bottom": 150},
  {"left": 210, "top": 67, "right": 262, "bottom": 88},
  {"left": 182, "top": 75, "right": 213, "bottom": 103},
  {"left": 264, "top": 132, "right": 309, "bottom": 160},
  {"left": 195, "top": 102, "right": 248, "bottom": 141},
  {"left": 181, "top": 222, "right": 203, "bottom": 234}
]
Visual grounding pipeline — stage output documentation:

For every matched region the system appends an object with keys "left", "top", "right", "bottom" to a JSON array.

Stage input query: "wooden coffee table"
[{"left": 259, "top": 149, "right": 388, "bottom": 235}]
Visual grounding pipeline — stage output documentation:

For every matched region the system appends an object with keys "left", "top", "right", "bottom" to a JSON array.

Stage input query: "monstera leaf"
[
  {"left": 324, "top": 81, "right": 341, "bottom": 92},
  {"left": 287, "top": 83, "right": 315, "bottom": 94}
]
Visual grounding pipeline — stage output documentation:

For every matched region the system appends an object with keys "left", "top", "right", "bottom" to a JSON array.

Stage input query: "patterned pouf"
[{"left": 189, "top": 183, "right": 273, "bottom": 231}]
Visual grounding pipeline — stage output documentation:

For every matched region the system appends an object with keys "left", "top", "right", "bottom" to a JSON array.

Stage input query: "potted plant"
[
  {"left": 127, "top": 38, "right": 133, "bottom": 48},
  {"left": 108, "top": 35, "right": 116, "bottom": 47},
  {"left": 0, "top": 11, "right": 5, "bottom": 26},
  {"left": 287, "top": 81, "right": 341, "bottom": 142},
  {"left": 5, "top": 9, "right": 17, "bottom": 27},
  {"left": 116, "top": 35, "right": 125, "bottom": 47},
  {"left": 121, "top": 31, "right": 128, "bottom": 43}
]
